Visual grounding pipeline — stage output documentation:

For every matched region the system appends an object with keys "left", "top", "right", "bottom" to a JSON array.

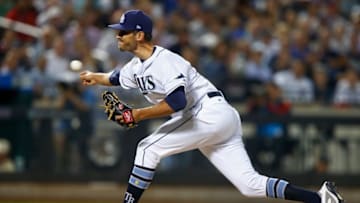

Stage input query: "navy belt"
[{"left": 207, "top": 91, "right": 223, "bottom": 98}]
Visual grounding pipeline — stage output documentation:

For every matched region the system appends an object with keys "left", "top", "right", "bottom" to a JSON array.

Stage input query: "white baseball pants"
[{"left": 134, "top": 95, "right": 268, "bottom": 197}]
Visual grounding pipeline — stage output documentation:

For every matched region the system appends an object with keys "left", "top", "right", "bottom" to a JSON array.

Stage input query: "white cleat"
[{"left": 318, "top": 181, "right": 344, "bottom": 203}]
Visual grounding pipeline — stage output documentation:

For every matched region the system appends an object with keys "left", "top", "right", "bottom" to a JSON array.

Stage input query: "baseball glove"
[{"left": 101, "top": 91, "right": 137, "bottom": 129}]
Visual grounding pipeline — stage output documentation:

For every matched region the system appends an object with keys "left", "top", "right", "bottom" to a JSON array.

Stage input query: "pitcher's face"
[{"left": 116, "top": 30, "right": 137, "bottom": 51}]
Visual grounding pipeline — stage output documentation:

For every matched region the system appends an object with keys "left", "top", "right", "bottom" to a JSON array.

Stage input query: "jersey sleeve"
[
  {"left": 109, "top": 69, "right": 120, "bottom": 86},
  {"left": 165, "top": 86, "right": 187, "bottom": 111},
  {"left": 119, "top": 59, "right": 138, "bottom": 89}
]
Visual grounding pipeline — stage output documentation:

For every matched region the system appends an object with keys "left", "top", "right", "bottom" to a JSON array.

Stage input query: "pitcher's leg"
[
  {"left": 134, "top": 115, "right": 200, "bottom": 168},
  {"left": 123, "top": 164, "right": 155, "bottom": 203},
  {"left": 124, "top": 115, "right": 215, "bottom": 203},
  {"left": 200, "top": 137, "right": 268, "bottom": 197},
  {"left": 200, "top": 136, "right": 321, "bottom": 203}
]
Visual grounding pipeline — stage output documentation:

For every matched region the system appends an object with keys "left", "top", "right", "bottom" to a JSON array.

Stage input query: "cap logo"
[{"left": 120, "top": 14, "right": 125, "bottom": 24}]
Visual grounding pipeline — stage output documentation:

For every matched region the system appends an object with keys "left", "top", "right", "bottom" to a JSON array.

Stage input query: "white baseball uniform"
[{"left": 115, "top": 45, "right": 268, "bottom": 197}]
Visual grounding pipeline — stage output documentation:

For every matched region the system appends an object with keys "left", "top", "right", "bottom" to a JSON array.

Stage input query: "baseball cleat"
[{"left": 318, "top": 181, "right": 344, "bottom": 203}]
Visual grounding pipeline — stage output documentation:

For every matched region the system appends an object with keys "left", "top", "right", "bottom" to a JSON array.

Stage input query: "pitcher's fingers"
[{"left": 115, "top": 115, "right": 123, "bottom": 122}]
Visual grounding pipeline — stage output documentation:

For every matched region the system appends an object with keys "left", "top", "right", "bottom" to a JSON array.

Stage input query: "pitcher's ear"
[{"left": 135, "top": 31, "right": 145, "bottom": 41}]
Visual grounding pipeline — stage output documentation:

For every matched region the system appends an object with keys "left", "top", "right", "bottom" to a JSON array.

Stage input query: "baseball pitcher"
[{"left": 79, "top": 10, "right": 344, "bottom": 203}]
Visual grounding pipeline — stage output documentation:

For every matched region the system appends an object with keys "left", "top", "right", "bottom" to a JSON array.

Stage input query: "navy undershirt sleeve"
[
  {"left": 165, "top": 86, "right": 187, "bottom": 112},
  {"left": 109, "top": 69, "right": 120, "bottom": 86}
]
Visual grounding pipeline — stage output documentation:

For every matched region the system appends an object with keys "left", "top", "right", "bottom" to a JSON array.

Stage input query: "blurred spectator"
[
  {"left": 257, "top": 30, "right": 281, "bottom": 67},
  {"left": 0, "top": 49, "right": 19, "bottom": 90},
  {"left": 226, "top": 13, "right": 247, "bottom": 41},
  {"left": 181, "top": 45, "right": 199, "bottom": 68},
  {"left": 269, "top": 45, "right": 292, "bottom": 73},
  {"left": 31, "top": 56, "right": 61, "bottom": 104},
  {"left": 246, "top": 82, "right": 292, "bottom": 171},
  {"left": 63, "top": 10, "right": 102, "bottom": 59},
  {"left": 15, "top": 45, "right": 36, "bottom": 95},
  {"left": 169, "top": 29, "right": 190, "bottom": 55},
  {"left": 5, "top": 0, "right": 38, "bottom": 43},
  {"left": 31, "top": 25, "right": 59, "bottom": 64},
  {"left": 225, "top": 40, "right": 249, "bottom": 101},
  {"left": 54, "top": 81, "right": 96, "bottom": 173},
  {"left": 299, "top": 3, "right": 321, "bottom": 36},
  {"left": 289, "top": 28, "right": 311, "bottom": 62},
  {"left": 0, "top": 139, "right": 15, "bottom": 173},
  {"left": 153, "top": 16, "right": 177, "bottom": 48},
  {"left": 274, "top": 59, "right": 314, "bottom": 104},
  {"left": 44, "top": 35, "right": 70, "bottom": 81},
  {"left": 0, "top": 30, "right": 17, "bottom": 62},
  {"left": 196, "top": 13, "right": 222, "bottom": 50},
  {"left": 35, "top": 0, "right": 69, "bottom": 32},
  {"left": 326, "top": 52, "right": 349, "bottom": 88},
  {"left": 36, "top": 1, "right": 63, "bottom": 27},
  {"left": 333, "top": 68, "right": 360, "bottom": 107},
  {"left": 312, "top": 64, "right": 334, "bottom": 105},
  {"left": 184, "top": 2, "right": 207, "bottom": 47},
  {"left": 73, "top": 39, "right": 105, "bottom": 73},
  {"left": 228, "top": 40, "right": 249, "bottom": 78},
  {"left": 329, "top": 19, "right": 352, "bottom": 55},
  {"left": 247, "top": 82, "right": 291, "bottom": 138},
  {"left": 244, "top": 41, "right": 272, "bottom": 83},
  {"left": 198, "top": 42, "right": 229, "bottom": 91}
]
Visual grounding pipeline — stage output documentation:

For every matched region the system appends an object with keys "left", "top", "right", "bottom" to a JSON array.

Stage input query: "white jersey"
[{"left": 117, "top": 46, "right": 218, "bottom": 112}]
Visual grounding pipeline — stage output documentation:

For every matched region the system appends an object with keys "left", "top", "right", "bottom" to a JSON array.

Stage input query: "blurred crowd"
[
  {"left": 1, "top": 0, "right": 360, "bottom": 107},
  {"left": 1, "top": 0, "right": 360, "bottom": 174}
]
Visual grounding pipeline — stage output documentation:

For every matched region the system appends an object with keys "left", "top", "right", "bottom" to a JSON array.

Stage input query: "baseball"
[{"left": 70, "top": 60, "right": 83, "bottom": 71}]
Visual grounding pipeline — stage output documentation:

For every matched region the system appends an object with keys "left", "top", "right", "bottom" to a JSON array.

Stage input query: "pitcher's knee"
[
  {"left": 236, "top": 175, "right": 267, "bottom": 197},
  {"left": 134, "top": 140, "right": 161, "bottom": 168},
  {"left": 239, "top": 187, "right": 263, "bottom": 197}
]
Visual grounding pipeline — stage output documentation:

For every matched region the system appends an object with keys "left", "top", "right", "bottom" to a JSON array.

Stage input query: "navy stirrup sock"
[
  {"left": 266, "top": 178, "right": 321, "bottom": 203},
  {"left": 285, "top": 184, "right": 321, "bottom": 203},
  {"left": 124, "top": 165, "right": 155, "bottom": 203},
  {"left": 266, "top": 177, "right": 289, "bottom": 199}
]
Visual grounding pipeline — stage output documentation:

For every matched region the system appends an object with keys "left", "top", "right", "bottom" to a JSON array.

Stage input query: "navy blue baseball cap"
[{"left": 108, "top": 10, "right": 153, "bottom": 34}]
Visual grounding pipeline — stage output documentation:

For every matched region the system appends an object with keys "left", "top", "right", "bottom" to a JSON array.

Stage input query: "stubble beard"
[
  {"left": 119, "top": 43, "right": 136, "bottom": 52},
  {"left": 119, "top": 45, "right": 131, "bottom": 52}
]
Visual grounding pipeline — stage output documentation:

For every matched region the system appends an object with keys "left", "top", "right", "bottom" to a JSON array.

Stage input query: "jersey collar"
[{"left": 137, "top": 45, "right": 164, "bottom": 69}]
